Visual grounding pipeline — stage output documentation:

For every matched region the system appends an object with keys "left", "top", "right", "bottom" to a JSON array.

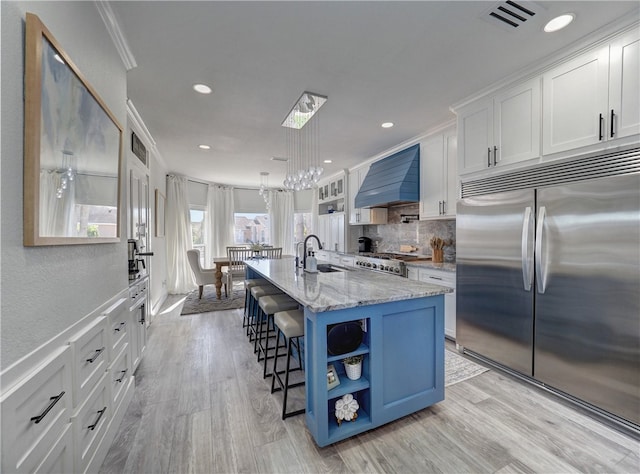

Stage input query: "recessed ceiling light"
[
  {"left": 198, "top": 144, "right": 211, "bottom": 150},
  {"left": 544, "top": 13, "right": 574, "bottom": 33},
  {"left": 381, "top": 122, "right": 394, "bottom": 128},
  {"left": 323, "top": 160, "right": 332, "bottom": 164},
  {"left": 193, "top": 83, "right": 212, "bottom": 94}
]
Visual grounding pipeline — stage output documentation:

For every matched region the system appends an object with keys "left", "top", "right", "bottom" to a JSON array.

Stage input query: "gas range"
[{"left": 354, "top": 254, "right": 408, "bottom": 277}]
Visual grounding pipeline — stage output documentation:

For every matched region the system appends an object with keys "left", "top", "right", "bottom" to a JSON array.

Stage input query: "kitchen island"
[{"left": 245, "top": 257, "right": 452, "bottom": 447}]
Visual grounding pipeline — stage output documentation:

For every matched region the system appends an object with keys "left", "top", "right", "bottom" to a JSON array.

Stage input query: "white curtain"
[
  {"left": 166, "top": 175, "right": 196, "bottom": 293},
  {"left": 269, "top": 190, "right": 294, "bottom": 255},
  {"left": 205, "top": 185, "right": 235, "bottom": 259},
  {"left": 40, "top": 170, "right": 75, "bottom": 236}
]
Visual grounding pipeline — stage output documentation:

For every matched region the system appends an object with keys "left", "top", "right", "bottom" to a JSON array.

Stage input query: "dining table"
[{"left": 212, "top": 256, "right": 230, "bottom": 300}]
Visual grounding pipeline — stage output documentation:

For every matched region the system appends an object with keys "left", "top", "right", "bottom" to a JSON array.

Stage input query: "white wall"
[{"left": 1, "top": 1, "right": 128, "bottom": 369}]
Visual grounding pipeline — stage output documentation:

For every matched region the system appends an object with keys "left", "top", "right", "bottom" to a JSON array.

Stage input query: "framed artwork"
[
  {"left": 327, "top": 364, "right": 341, "bottom": 390},
  {"left": 23, "top": 13, "right": 123, "bottom": 246},
  {"left": 155, "top": 189, "right": 165, "bottom": 237}
]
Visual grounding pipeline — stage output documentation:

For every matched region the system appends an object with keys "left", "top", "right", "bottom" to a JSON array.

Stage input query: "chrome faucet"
[{"left": 303, "top": 234, "right": 323, "bottom": 270}]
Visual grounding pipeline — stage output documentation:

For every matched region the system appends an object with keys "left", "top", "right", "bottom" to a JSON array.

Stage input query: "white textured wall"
[{"left": 1, "top": 1, "right": 128, "bottom": 369}]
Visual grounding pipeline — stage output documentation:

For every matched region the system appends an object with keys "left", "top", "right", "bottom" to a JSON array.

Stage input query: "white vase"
[{"left": 344, "top": 362, "right": 362, "bottom": 380}]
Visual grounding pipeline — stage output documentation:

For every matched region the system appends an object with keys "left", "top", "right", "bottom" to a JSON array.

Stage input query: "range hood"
[{"left": 355, "top": 144, "right": 420, "bottom": 208}]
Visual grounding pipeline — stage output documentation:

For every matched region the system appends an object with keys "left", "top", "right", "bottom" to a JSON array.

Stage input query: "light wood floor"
[{"left": 100, "top": 295, "right": 639, "bottom": 474}]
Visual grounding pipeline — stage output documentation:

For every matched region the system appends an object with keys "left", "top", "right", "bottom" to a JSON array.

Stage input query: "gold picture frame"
[
  {"left": 23, "top": 13, "right": 123, "bottom": 246},
  {"left": 155, "top": 189, "right": 165, "bottom": 238}
]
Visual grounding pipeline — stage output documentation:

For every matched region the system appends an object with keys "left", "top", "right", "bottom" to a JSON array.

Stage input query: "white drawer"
[
  {"left": 1, "top": 346, "right": 73, "bottom": 474},
  {"left": 72, "top": 373, "right": 111, "bottom": 473},
  {"left": 103, "top": 297, "right": 129, "bottom": 356},
  {"left": 419, "top": 268, "right": 456, "bottom": 287},
  {"left": 108, "top": 344, "right": 131, "bottom": 409},
  {"left": 34, "top": 423, "right": 74, "bottom": 474},
  {"left": 68, "top": 316, "right": 109, "bottom": 407}
]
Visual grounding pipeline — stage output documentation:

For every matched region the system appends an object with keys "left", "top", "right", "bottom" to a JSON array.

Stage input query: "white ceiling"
[{"left": 109, "top": 1, "right": 639, "bottom": 188}]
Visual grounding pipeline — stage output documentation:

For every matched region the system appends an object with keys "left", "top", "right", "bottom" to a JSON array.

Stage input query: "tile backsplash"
[{"left": 351, "top": 203, "right": 456, "bottom": 262}]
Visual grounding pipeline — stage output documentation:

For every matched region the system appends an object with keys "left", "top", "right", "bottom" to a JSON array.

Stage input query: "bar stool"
[
  {"left": 248, "top": 284, "right": 282, "bottom": 343},
  {"left": 256, "top": 294, "right": 299, "bottom": 378},
  {"left": 270, "top": 309, "right": 305, "bottom": 419},
  {"left": 243, "top": 278, "right": 266, "bottom": 332}
]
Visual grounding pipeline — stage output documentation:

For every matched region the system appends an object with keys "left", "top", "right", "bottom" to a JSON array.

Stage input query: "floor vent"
[{"left": 481, "top": 1, "right": 542, "bottom": 32}]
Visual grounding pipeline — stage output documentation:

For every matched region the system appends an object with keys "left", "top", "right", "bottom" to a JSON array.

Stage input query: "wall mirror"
[{"left": 24, "top": 13, "right": 123, "bottom": 246}]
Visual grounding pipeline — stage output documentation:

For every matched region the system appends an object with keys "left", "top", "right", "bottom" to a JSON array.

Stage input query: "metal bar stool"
[
  {"left": 256, "top": 294, "right": 299, "bottom": 379},
  {"left": 270, "top": 309, "right": 305, "bottom": 419},
  {"left": 244, "top": 278, "right": 266, "bottom": 333},
  {"left": 248, "top": 284, "right": 281, "bottom": 344}
]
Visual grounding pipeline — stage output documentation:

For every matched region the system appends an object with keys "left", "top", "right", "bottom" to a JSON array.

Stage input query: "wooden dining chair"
[
  {"left": 222, "top": 247, "right": 255, "bottom": 296},
  {"left": 261, "top": 247, "right": 283, "bottom": 259}
]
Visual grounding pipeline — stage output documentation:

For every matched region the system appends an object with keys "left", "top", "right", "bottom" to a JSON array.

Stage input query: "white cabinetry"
[
  {"left": 68, "top": 317, "right": 109, "bottom": 406},
  {"left": 458, "top": 77, "right": 541, "bottom": 175},
  {"left": 406, "top": 267, "right": 457, "bottom": 339},
  {"left": 318, "top": 212, "right": 345, "bottom": 253},
  {"left": 419, "top": 269, "right": 456, "bottom": 340},
  {"left": 128, "top": 277, "right": 148, "bottom": 372},
  {"left": 542, "top": 28, "right": 639, "bottom": 156},
  {"left": 0, "top": 289, "right": 136, "bottom": 474},
  {"left": 348, "top": 164, "right": 388, "bottom": 225},
  {"left": 1, "top": 346, "right": 74, "bottom": 474},
  {"left": 420, "top": 126, "right": 458, "bottom": 219}
]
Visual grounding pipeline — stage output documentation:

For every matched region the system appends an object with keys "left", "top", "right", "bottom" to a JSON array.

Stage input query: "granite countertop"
[{"left": 246, "top": 256, "right": 452, "bottom": 313}]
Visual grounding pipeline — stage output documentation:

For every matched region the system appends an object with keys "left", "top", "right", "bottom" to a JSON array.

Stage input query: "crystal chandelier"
[
  {"left": 282, "top": 92, "right": 327, "bottom": 191},
  {"left": 258, "top": 171, "right": 271, "bottom": 211},
  {"left": 56, "top": 150, "right": 76, "bottom": 198}
]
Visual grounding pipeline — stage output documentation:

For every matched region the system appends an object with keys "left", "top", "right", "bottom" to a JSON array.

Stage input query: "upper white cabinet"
[
  {"left": 457, "top": 77, "right": 541, "bottom": 175},
  {"left": 608, "top": 29, "right": 640, "bottom": 140},
  {"left": 348, "top": 164, "right": 388, "bottom": 225},
  {"left": 420, "top": 126, "right": 458, "bottom": 219},
  {"left": 542, "top": 28, "right": 639, "bottom": 156},
  {"left": 318, "top": 175, "right": 344, "bottom": 203}
]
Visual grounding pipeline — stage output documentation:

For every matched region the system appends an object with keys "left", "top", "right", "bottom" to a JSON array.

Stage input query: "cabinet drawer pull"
[
  {"left": 88, "top": 407, "right": 107, "bottom": 431},
  {"left": 114, "top": 321, "right": 126, "bottom": 332},
  {"left": 493, "top": 146, "right": 498, "bottom": 166},
  {"left": 30, "top": 391, "right": 65, "bottom": 424},
  {"left": 429, "top": 276, "right": 443, "bottom": 281},
  {"left": 86, "top": 346, "right": 105, "bottom": 363},
  {"left": 116, "top": 369, "right": 128, "bottom": 383},
  {"left": 487, "top": 147, "right": 491, "bottom": 167},
  {"left": 442, "top": 201, "right": 446, "bottom": 214},
  {"left": 610, "top": 109, "right": 615, "bottom": 137},
  {"left": 599, "top": 113, "right": 604, "bottom": 141}
]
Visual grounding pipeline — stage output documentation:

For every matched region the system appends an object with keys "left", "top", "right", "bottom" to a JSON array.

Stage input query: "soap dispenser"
[{"left": 306, "top": 250, "right": 317, "bottom": 273}]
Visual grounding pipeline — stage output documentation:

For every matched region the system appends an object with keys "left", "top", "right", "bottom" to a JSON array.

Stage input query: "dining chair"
[
  {"left": 222, "top": 247, "right": 255, "bottom": 297},
  {"left": 187, "top": 249, "right": 216, "bottom": 299},
  {"left": 261, "top": 247, "right": 283, "bottom": 259}
]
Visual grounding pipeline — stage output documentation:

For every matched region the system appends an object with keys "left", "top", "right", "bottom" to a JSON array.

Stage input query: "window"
[
  {"left": 294, "top": 212, "right": 312, "bottom": 243},
  {"left": 190, "top": 208, "right": 206, "bottom": 265},
  {"left": 234, "top": 213, "right": 270, "bottom": 245}
]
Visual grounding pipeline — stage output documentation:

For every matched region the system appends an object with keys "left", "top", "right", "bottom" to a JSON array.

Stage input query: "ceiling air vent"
[{"left": 481, "top": 1, "right": 543, "bottom": 32}]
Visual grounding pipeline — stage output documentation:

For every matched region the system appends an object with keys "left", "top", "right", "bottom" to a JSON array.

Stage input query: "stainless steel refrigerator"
[{"left": 457, "top": 151, "right": 640, "bottom": 428}]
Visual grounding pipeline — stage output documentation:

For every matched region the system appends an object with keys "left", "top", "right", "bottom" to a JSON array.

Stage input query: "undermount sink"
[{"left": 316, "top": 264, "right": 348, "bottom": 273}]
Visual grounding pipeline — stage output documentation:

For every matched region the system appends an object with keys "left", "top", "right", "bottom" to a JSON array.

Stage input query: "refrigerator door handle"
[
  {"left": 535, "top": 206, "right": 547, "bottom": 294},
  {"left": 521, "top": 206, "right": 534, "bottom": 291}
]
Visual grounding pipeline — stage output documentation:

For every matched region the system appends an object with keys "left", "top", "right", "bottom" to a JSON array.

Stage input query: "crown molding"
[{"left": 95, "top": 0, "right": 137, "bottom": 71}]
